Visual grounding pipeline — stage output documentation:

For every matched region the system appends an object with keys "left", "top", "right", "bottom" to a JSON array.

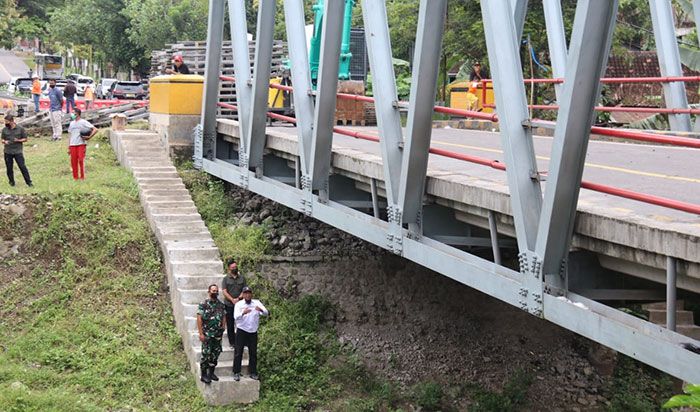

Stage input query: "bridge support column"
[
  {"left": 398, "top": 0, "right": 447, "bottom": 238},
  {"left": 649, "top": 0, "right": 692, "bottom": 132},
  {"left": 542, "top": 0, "right": 568, "bottom": 101},
  {"left": 228, "top": 0, "right": 252, "bottom": 172},
  {"left": 246, "top": 0, "right": 277, "bottom": 176},
  {"left": 535, "top": 0, "right": 618, "bottom": 294},
  {"left": 309, "top": 0, "right": 345, "bottom": 202},
  {"left": 200, "top": 0, "right": 226, "bottom": 162}
]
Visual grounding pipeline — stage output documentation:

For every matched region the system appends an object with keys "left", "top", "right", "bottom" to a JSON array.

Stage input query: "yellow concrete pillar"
[{"left": 150, "top": 74, "right": 205, "bottom": 115}]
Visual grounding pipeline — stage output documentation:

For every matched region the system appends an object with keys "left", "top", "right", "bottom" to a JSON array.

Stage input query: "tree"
[
  {"left": 48, "top": 0, "right": 147, "bottom": 73},
  {"left": 0, "top": 0, "right": 22, "bottom": 48},
  {"left": 124, "top": 0, "right": 209, "bottom": 53}
]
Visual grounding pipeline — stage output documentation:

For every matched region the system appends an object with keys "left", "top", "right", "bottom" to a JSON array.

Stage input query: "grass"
[
  {"left": 607, "top": 355, "right": 674, "bottom": 412},
  {"left": 0, "top": 131, "right": 206, "bottom": 410}
]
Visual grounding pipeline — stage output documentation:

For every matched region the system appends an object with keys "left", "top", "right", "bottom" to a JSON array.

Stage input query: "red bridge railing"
[{"left": 218, "top": 75, "right": 700, "bottom": 215}]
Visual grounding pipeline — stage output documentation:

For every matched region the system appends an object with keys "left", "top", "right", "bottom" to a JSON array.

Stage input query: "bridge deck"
[{"left": 217, "top": 120, "right": 700, "bottom": 291}]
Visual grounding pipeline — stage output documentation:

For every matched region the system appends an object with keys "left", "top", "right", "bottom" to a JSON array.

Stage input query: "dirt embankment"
[{"left": 228, "top": 186, "right": 626, "bottom": 411}]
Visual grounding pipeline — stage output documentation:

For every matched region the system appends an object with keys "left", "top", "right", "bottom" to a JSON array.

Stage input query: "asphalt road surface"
[
  {"left": 0, "top": 50, "right": 30, "bottom": 83},
  {"left": 271, "top": 124, "right": 700, "bottom": 223}
]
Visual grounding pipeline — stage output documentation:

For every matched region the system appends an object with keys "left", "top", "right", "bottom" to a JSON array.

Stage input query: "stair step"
[
  {"left": 648, "top": 309, "right": 695, "bottom": 325},
  {"left": 676, "top": 325, "right": 700, "bottom": 340},
  {"left": 152, "top": 213, "right": 203, "bottom": 223},
  {"left": 642, "top": 300, "right": 685, "bottom": 311},
  {"left": 167, "top": 246, "right": 220, "bottom": 261},
  {"left": 173, "top": 274, "right": 225, "bottom": 290},
  {"left": 196, "top": 360, "right": 249, "bottom": 377},
  {"left": 169, "top": 261, "right": 222, "bottom": 276},
  {"left": 195, "top": 375, "right": 260, "bottom": 405},
  {"left": 162, "top": 232, "right": 213, "bottom": 243}
]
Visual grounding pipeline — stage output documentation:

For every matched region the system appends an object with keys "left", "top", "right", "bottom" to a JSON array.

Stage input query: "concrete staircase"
[
  {"left": 642, "top": 300, "right": 700, "bottom": 340},
  {"left": 109, "top": 130, "right": 259, "bottom": 405}
]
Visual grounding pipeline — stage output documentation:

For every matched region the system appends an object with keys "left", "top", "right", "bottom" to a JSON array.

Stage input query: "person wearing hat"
[
  {"left": 2, "top": 113, "right": 33, "bottom": 188},
  {"left": 31, "top": 75, "right": 41, "bottom": 112},
  {"left": 469, "top": 61, "right": 487, "bottom": 82},
  {"left": 165, "top": 55, "right": 190, "bottom": 75},
  {"left": 232, "top": 286, "right": 268, "bottom": 381}
]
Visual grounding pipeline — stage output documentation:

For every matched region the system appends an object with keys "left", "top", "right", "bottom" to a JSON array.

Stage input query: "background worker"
[
  {"left": 84, "top": 84, "right": 95, "bottom": 110},
  {"left": 47, "top": 79, "right": 64, "bottom": 141},
  {"left": 66, "top": 108, "right": 97, "bottom": 180},
  {"left": 63, "top": 80, "right": 77, "bottom": 114},
  {"left": 2, "top": 113, "right": 33, "bottom": 188},
  {"left": 31, "top": 75, "right": 41, "bottom": 112},
  {"left": 165, "top": 55, "right": 190, "bottom": 74}
]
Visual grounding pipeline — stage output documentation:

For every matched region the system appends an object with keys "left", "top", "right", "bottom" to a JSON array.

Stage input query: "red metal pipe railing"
[
  {"left": 482, "top": 75, "right": 700, "bottom": 85},
  {"left": 484, "top": 103, "right": 700, "bottom": 116},
  {"left": 216, "top": 77, "right": 700, "bottom": 214}
]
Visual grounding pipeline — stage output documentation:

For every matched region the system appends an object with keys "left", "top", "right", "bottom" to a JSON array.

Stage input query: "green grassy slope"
[{"left": 0, "top": 132, "right": 206, "bottom": 411}]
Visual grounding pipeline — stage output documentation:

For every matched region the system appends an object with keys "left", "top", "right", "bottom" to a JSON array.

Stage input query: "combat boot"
[
  {"left": 209, "top": 366, "right": 219, "bottom": 381},
  {"left": 200, "top": 363, "right": 211, "bottom": 384}
]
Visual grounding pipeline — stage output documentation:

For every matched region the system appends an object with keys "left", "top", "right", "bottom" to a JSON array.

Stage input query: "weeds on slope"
[
  {"left": 0, "top": 132, "right": 205, "bottom": 411},
  {"left": 179, "top": 165, "right": 410, "bottom": 411}
]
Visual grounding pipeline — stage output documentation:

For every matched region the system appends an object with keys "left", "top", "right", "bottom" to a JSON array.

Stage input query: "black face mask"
[
  {"left": 210, "top": 293, "right": 218, "bottom": 300},
  {"left": 50, "top": 84, "right": 55, "bottom": 88},
  {"left": 245, "top": 298, "right": 252, "bottom": 304},
  {"left": 4, "top": 123, "right": 10, "bottom": 128}
]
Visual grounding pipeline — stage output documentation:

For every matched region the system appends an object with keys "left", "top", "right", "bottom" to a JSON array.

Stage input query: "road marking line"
[{"left": 430, "top": 139, "right": 700, "bottom": 184}]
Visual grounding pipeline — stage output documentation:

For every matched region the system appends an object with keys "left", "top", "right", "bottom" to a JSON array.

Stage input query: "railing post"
[
  {"left": 666, "top": 256, "right": 677, "bottom": 331},
  {"left": 200, "top": 0, "right": 226, "bottom": 162}
]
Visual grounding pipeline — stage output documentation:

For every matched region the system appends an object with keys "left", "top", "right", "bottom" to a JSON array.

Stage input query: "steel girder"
[
  {"left": 196, "top": 0, "right": 700, "bottom": 382},
  {"left": 649, "top": 0, "right": 692, "bottom": 132}
]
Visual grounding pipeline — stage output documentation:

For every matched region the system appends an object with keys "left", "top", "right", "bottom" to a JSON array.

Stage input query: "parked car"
[
  {"left": 97, "top": 78, "right": 117, "bottom": 99},
  {"left": 75, "top": 76, "right": 95, "bottom": 96},
  {"left": 108, "top": 81, "right": 146, "bottom": 100},
  {"left": 7, "top": 77, "right": 33, "bottom": 94}
]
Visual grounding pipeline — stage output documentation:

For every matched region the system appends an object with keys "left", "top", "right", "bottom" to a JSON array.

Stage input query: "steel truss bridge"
[{"left": 194, "top": 0, "right": 700, "bottom": 382}]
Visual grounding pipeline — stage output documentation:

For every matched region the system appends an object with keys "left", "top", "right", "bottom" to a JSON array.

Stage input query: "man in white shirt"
[{"left": 233, "top": 286, "right": 268, "bottom": 381}]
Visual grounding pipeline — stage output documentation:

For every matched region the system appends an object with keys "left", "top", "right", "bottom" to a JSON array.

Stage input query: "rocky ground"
[{"left": 225, "top": 185, "right": 629, "bottom": 411}]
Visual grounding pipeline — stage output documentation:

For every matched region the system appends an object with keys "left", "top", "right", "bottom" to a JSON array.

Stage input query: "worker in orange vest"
[
  {"left": 84, "top": 84, "right": 94, "bottom": 111},
  {"left": 31, "top": 75, "right": 41, "bottom": 112}
]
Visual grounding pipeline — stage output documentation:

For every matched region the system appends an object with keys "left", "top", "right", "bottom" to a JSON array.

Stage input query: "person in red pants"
[{"left": 67, "top": 108, "right": 97, "bottom": 180}]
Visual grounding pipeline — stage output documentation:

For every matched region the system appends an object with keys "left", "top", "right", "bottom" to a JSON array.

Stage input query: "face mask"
[
  {"left": 4, "top": 123, "right": 10, "bottom": 128},
  {"left": 245, "top": 298, "right": 252, "bottom": 304},
  {"left": 50, "top": 84, "right": 55, "bottom": 88},
  {"left": 210, "top": 293, "right": 218, "bottom": 299},
  {"left": 70, "top": 113, "right": 77, "bottom": 120}
]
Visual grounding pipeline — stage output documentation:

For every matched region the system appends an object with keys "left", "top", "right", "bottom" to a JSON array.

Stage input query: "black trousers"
[
  {"left": 233, "top": 329, "right": 257, "bottom": 375},
  {"left": 225, "top": 305, "right": 236, "bottom": 346},
  {"left": 4, "top": 153, "right": 32, "bottom": 186}
]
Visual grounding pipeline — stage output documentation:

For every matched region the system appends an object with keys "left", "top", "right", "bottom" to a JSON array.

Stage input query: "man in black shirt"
[
  {"left": 2, "top": 113, "right": 33, "bottom": 187},
  {"left": 64, "top": 80, "right": 78, "bottom": 114},
  {"left": 221, "top": 260, "right": 246, "bottom": 348},
  {"left": 469, "top": 61, "right": 488, "bottom": 82},
  {"left": 165, "top": 55, "right": 191, "bottom": 75}
]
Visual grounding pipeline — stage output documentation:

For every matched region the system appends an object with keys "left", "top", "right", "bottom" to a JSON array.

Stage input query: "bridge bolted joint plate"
[{"left": 518, "top": 251, "right": 545, "bottom": 318}]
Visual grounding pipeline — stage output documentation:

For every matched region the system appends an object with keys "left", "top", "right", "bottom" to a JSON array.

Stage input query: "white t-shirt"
[
  {"left": 68, "top": 118, "right": 94, "bottom": 146},
  {"left": 233, "top": 299, "right": 269, "bottom": 333}
]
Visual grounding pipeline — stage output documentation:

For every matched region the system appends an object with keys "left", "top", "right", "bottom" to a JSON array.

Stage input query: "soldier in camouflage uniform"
[{"left": 197, "top": 284, "right": 226, "bottom": 384}]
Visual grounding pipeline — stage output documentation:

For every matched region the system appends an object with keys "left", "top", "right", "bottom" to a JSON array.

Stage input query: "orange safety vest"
[{"left": 32, "top": 80, "right": 41, "bottom": 95}]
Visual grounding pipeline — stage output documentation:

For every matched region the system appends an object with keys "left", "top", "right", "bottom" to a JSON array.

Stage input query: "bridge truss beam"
[{"left": 198, "top": 0, "right": 700, "bottom": 383}]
